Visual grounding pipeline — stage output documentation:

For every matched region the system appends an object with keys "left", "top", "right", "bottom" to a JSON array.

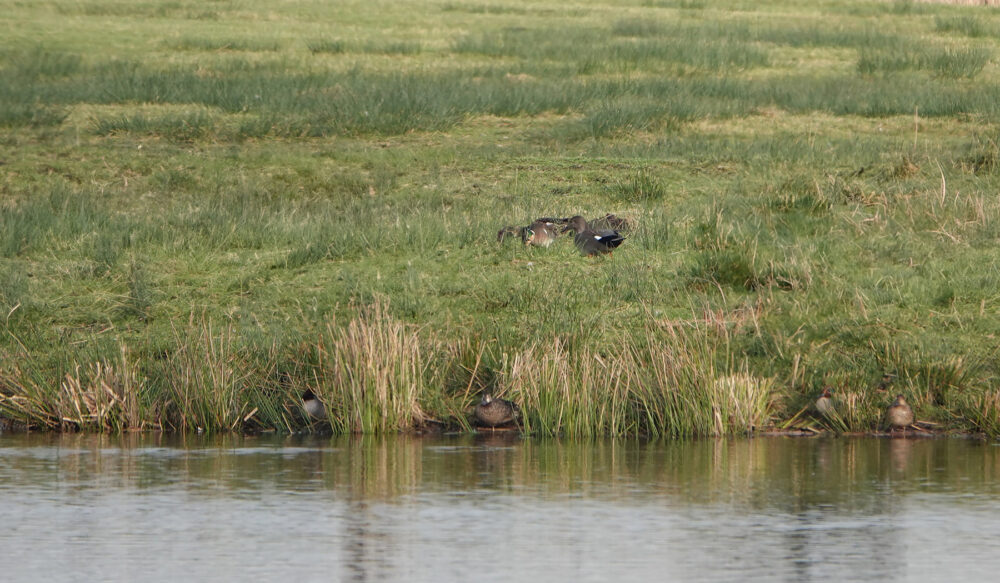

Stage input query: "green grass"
[
  {"left": 858, "top": 42, "right": 992, "bottom": 78},
  {"left": 2, "top": 0, "right": 1000, "bottom": 436},
  {"left": 306, "top": 39, "right": 346, "bottom": 55},
  {"left": 935, "top": 15, "right": 993, "bottom": 38}
]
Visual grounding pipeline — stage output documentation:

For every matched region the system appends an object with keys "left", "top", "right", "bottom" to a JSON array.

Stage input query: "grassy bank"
[{"left": 2, "top": 0, "right": 1000, "bottom": 436}]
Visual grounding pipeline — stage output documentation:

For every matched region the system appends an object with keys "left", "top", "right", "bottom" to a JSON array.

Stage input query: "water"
[{"left": 0, "top": 433, "right": 998, "bottom": 582}]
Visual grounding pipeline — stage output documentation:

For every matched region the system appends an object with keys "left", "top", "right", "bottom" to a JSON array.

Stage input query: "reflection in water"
[{"left": 0, "top": 433, "right": 998, "bottom": 582}]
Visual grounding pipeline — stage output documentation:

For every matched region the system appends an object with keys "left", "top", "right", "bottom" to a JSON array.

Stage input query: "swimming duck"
[
  {"left": 522, "top": 220, "right": 560, "bottom": 247},
  {"left": 302, "top": 389, "right": 327, "bottom": 421},
  {"left": 886, "top": 394, "right": 914, "bottom": 431},
  {"left": 563, "top": 215, "right": 625, "bottom": 256},
  {"left": 815, "top": 387, "right": 835, "bottom": 418},
  {"left": 474, "top": 394, "right": 519, "bottom": 428}
]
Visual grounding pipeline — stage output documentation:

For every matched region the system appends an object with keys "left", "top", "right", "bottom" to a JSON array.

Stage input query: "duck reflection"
[
  {"left": 342, "top": 500, "right": 384, "bottom": 583},
  {"left": 889, "top": 438, "right": 913, "bottom": 474}
]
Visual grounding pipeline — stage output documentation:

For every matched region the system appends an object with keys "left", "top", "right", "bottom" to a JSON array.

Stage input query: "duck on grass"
[{"left": 498, "top": 214, "right": 632, "bottom": 255}]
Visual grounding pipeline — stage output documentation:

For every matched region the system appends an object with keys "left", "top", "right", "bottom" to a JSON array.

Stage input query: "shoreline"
[{"left": 2, "top": 412, "right": 989, "bottom": 440}]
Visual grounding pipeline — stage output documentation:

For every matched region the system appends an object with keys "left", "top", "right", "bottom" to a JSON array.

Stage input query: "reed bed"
[
  {"left": 0, "top": 346, "right": 153, "bottom": 432},
  {"left": 6, "top": 302, "right": 993, "bottom": 436},
  {"left": 960, "top": 389, "right": 1000, "bottom": 435},
  {"left": 502, "top": 339, "right": 638, "bottom": 437},
  {"left": 633, "top": 327, "right": 773, "bottom": 437},
  {"left": 162, "top": 321, "right": 259, "bottom": 432}
]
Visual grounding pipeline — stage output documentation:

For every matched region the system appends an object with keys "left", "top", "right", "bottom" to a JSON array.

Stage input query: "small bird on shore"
[
  {"left": 563, "top": 215, "right": 625, "bottom": 256},
  {"left": 302, "top": 389, "right": 327, "bottom": 421},
  {"left": 815, "top": 388, "right": 836, "bottom": 418},
  {"left": 474, "top": 393, "right": 519, "bottom": 428},
  {"left": 522, "top": 220, "right": 560, "bottom": 248},
  {"left": 886, "top": 394, "right": 914, "bottom": 432}
]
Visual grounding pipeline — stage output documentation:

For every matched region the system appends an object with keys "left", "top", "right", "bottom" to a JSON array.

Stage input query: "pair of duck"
[
  {"left": 816, "top": 389, "right": 914, "bottom": 431},
  {"left": 500, "top": 215, "right": 627, "bottom": 256}
]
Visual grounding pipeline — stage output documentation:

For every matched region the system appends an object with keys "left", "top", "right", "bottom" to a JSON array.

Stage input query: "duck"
[
  {"left": 474, "top": 393, "right": 519, "bottom": 428},
  {"left": 522, "top": 219, "right": 560, "bottom": 247},
  {"left": 535, "top": 216, "right": 571, "bottom": 226},
  {"left": 497, "top": 225, "right": 523, "bottom": 244},
  {"left": 302, "top": 389, "right": 327, "bottom": 421},
  {"left": 588, "top": 213, "right": 634, "bottom": 233},
  {"left": 563, "top": 215, "right": 625, "bottom": 256},
  {"left": 815, "top": 387, "right": 836, "bottom": 418},
  {"left": 886, "top": 394, "right": 914, "bottom": 432}
]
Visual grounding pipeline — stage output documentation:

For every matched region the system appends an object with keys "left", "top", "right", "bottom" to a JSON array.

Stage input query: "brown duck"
[
  {"left": 563, "top": 215, "right": 625, "bottom": 256},
  {"left": 588, "top": 213, "right": 634, "bottom": 233},
  {"left": 522, "top": 220, "right": 560, "bottom": 247},
  {"left": 815, "top": 388, "right": 835, "bottom": 418},
  {"left": 474, "top": 394, "right": 519, "bottom": 427},
  {"left": 886, "top": 394, "right": 914, "bottom": 431}
]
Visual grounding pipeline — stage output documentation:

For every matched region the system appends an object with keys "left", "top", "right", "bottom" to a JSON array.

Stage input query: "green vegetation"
[{"left": 2, "top": 0, "right": 1000, "bottom": 436}]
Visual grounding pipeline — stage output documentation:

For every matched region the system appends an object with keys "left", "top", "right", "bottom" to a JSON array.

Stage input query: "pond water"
[{"left": 0, "top": 432, "right": 997, "bottom": 582}]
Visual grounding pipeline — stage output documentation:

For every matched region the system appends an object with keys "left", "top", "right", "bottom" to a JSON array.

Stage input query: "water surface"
[{"left": 1, "top": 433, "right": 997, "bottom": 582}]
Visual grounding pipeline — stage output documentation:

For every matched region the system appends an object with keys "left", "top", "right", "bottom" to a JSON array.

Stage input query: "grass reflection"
[{"left": 1, "top": 434, "right": 997, "bottom": 507}]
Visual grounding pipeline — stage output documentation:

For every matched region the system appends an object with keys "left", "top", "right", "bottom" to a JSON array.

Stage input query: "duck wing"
[{"left": 590, "top": 229, "right": 625, "bottom": 249}]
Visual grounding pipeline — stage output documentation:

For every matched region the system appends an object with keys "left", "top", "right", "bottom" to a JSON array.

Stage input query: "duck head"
[
  {"left": 302, "top": 389, "right": 327, "bottom": 420},
  {"left": 562, "top": 215, "right": 588, "bottom": 234}
]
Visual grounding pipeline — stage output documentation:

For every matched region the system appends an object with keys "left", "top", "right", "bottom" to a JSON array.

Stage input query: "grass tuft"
[
  {"left": 92, "top": 111, "right": 215, "bottom": 141},
  {"left": 307, "top": 39, "right": 346, "bottom": 54},
  {"left": 934, "top": 15, "right": 990, "bottom": 38},
  {"left": 162, "top": 320, "right": 256, "bottom": 432},
  {"left": 858, "top": 43, "right": 992, "bottom": 78},
  {"left": 610, "top": 169, "right": 669, "bottom": 203},
  {"left": 0, "top": 264, "right": 29, "bottom": 317},
  {"left": 311, "top": 302, "right": 429, "bottom": 433}
]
